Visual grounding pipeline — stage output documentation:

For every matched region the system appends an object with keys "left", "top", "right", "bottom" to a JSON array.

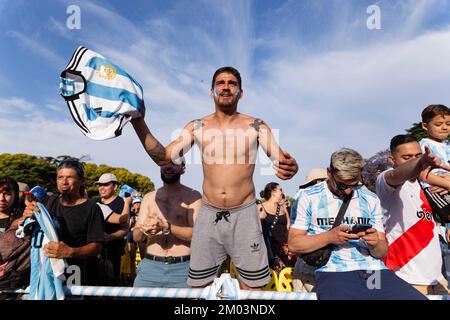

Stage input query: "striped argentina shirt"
[
  {"left": 60, "top": 46, "right": 144, "bottom": 140},
  {"left": 291, "top": 181, "right": 387, "bottom": 273}
]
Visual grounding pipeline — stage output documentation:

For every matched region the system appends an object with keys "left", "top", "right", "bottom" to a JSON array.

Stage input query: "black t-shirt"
[
  {"left": 52, "top": 198, "right": 105, "bottom": 285},
  {"left": 0, "top": 217, "right": 10, "bottom": 233},
  {"left": 53, "top": 199, "right": 105, "bottom": 247},
  {"left": 97, "top": 196, "right": 125, "bottom": 259}
]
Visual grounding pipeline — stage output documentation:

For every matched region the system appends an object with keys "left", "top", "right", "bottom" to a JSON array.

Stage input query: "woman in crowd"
[{"left": 258, "top": 182, "right": 295, "bottom": 272}]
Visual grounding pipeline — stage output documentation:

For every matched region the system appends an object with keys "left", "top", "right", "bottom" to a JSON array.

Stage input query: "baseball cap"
[
  {"left": 18, "top": 182, "right": 30, "bottom": 192},
  {"left": 299, "top": 168, "right": 328, "bottom": 189},
  {"left": 25, "top": 186, "right": 48, "bottom": 201},
  {"left": 132, "top": 197, "right": 142, "bottom": 204},
  {"left": 95, "top": 173, "right": 118, "bottom": 184}
]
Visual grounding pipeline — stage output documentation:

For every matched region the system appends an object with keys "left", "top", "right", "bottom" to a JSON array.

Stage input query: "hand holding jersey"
[{"left": 60, "top": 46, "right": 144, "bottom": 140}]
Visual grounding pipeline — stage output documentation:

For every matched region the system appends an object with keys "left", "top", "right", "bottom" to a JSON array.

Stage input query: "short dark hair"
[
  {"left": 0, "top": 176, "right": 19, "bottom": 213},
  {"left": 421, "top": 104, "right": 450, "bottom": 123},
  {"left": 389, "top": 134, "right": 418, "bottom": 154},
  {"left": 259, "top": 182, "right": 279, "bottom": 201},
  {"left": 57, "top": 159, "right": 85, "bottom": 179},
  {"left": 211, "top": 66, "right": 242, "bottom": 90}
]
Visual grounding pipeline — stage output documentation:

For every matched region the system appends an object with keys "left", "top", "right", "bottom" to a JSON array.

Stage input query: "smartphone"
[{"left": 349, "top": 224, "right": 372, "bottom": 234}]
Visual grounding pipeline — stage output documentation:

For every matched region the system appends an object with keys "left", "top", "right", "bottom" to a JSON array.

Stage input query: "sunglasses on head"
[{"left": 57, "top": 159, "right": 85, "bottom": 177}]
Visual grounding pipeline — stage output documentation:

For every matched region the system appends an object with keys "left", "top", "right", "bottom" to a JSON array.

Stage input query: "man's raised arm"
[
  {"left": 131, "top": 113, "right": 195, "bottom": 166},
  {"left": 385, "top": 146, "right": 450, "bottom": 187}
]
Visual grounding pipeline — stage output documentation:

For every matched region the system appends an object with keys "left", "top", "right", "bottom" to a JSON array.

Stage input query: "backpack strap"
[{"left": 331, "top": 191, "right": 353, "bottom": 229}]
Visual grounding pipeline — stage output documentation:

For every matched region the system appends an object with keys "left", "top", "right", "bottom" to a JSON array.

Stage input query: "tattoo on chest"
[{"left": 250, "top": 119, "right": 263, "bottom": 132}]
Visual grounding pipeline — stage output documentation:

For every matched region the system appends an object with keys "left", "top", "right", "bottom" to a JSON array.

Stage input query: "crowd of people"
[{"left": 0, "top": 67, "right": 449, "bottom": 300}]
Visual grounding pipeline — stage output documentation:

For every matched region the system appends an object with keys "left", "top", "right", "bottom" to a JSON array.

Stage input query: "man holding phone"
[{"left": 289, "top": 148, "right": 426, "bottom": 300}]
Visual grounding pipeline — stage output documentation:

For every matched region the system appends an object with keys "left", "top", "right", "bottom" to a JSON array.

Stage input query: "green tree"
[
  {"left": 0, "top": 153, "right": 57, "bottom": 192},
  {"left": 406, "top": 122, "right": 450, "bottom": 142},
  {"left": 0, "top": 153, "right": 155, "bottom": 196}
]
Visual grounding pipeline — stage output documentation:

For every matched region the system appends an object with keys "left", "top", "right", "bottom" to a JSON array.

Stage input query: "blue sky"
[{"left": 1, "top": 0, "right": 450, "bottom": 197}]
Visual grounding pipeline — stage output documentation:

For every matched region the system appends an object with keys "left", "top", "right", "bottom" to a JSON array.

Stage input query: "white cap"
[
  {"left": 300, "top": 168, "right": 328, "bottom": 188},
  {"left": 95, "top": 173, "right": 118, "bottom": 184},
  {"left": 18, "top": 182, "right": 30, "bottom": 192}
]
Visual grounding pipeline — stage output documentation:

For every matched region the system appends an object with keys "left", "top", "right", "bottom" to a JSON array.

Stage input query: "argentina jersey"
[
  {"left": 419, "top": 138, "right": 450, "bottom": 177},
  {"left": 60, "top": 46, "right": 144, "bottom": 140},
  {"left": 292, "top": 181, "right": 387, "bottom": 273}
]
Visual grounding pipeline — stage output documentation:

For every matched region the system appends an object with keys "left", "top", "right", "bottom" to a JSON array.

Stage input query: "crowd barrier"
[{"left": 5, "top": 274, "right": 450, "bottom": 300}]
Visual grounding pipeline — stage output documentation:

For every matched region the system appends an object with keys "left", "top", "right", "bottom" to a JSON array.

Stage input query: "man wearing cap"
[
  {"left": 95, "top": 173, "right": 130, "bottom": 285},
  {"left": 24, "top": 186, "right": 49, "bottom": 205},
  {"left": 133, "top": 160, "right": 202, "bottom": 288}
]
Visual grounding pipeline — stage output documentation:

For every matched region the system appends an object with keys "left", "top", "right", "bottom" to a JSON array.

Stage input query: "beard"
[
  {"left": 161, "top": 172, "right": 181, "bottom": 184},
  {"left": 61, "top": 191, "right": 74, "bottom": 202}
]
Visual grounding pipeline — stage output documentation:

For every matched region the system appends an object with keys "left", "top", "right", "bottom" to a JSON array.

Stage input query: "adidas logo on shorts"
[{"left": 250, "top": 242, "right": 260, "bottom": 252}]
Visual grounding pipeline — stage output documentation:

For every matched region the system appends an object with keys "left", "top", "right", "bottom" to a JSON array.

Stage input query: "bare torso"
[
  {"left": 144, "top": 185, "right": 199, "bottom": 256},
  {"left": 193, "top": 113, "right": 262, "bottom": 208}
]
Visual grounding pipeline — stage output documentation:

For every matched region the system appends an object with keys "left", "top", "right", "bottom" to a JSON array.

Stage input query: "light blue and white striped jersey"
[
  {"left": 29, "top": 203, "right": 66, "bottom": 300},
  {"left": 419, "top": 138, "right": 450, "bottom": 189},
  {"left": 60, "top": 46, "right": 144, "bottom": 140},
  {"left": 419, "top": 138, "right": 450, "bottom": 175},
  {"left": 291, "top": 181, "right": 387, "bottom": 273},
  {"left": 290, "top": 188, "right": 304, "bottom": 225}
]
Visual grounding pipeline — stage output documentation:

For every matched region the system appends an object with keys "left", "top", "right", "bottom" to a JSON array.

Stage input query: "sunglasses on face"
[
  {"left": 97, "top": 182, "right": 113, "bottom": 187},
  {"left": 336, "top": 181, "right": 363, "bottom": 191},
  {"left": 329, "top": 169, "right": 363, "bottom": 191}
]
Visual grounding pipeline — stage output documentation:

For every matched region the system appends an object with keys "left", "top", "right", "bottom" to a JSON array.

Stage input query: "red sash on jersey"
[{"left": 382, "top": 189, "right": 435, "bottom": 271}]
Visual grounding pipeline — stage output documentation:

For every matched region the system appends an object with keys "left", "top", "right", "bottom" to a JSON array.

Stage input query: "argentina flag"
[
  {"left": 60, "top": 46, "right": 144, "bottom": 140},
  {"left": 29, "top": 203, "right": 67, "bottom": 300}
]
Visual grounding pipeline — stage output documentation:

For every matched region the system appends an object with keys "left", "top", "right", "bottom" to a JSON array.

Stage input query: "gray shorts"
[{"left": 187, "top": 200, "right": 270, "bottom": 288}]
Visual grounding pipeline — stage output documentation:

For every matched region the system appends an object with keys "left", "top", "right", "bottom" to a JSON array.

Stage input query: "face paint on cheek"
[
  {"left": 214, "top": 86, "right": 219, "bottom": 97},
  {"left": 235, "top": 88, "right": 241, "bottom": 97}
]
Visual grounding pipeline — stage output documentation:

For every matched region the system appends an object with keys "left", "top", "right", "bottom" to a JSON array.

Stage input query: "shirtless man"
[
  {"left": 132, "top": 66, "right": 298, "bottom": 289},
  {"left": 132, "top": 160, "right": 202, "bottom": 288}
]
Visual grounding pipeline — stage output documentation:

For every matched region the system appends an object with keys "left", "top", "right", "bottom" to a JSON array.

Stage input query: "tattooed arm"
[
  {"left": 131, "top": 117, "right": 168, "bottom": 166},
  {"left": 131, "top": 115, "right": 196, "bottom": 166},
  {"left": 253, "top": 119, "right": 281, "bottom": 161},
  {"left": 253, "top": 118, "right": 298, "bottom": 180}
]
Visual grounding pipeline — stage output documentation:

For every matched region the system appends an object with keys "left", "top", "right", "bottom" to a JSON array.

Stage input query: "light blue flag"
[
  {"left": 119, "top": 184, "right": 136, "bottom": 198},
  {"left": 29, "top": 203, "right": 66, "bottom": 300}
]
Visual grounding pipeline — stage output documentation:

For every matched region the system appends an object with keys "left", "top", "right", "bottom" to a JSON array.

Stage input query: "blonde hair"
[{"left": 330, "top": 148, "right": 365, "bottom": 181}]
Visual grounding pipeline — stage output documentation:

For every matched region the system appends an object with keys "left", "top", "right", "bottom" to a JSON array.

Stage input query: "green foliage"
[
  {"left": 406, "top": 122, "right": 450, "bottom": 142},
  {"left": 0, "top": 153, "right": 155, "bottom": 196},
  {"left": 0, "top": 153, "right": 57, "bottom": 192},
  {"left": 85, "top": 164, "right": 155, "bottom": 197},
  {"left": 405, "top": 122, "right": 428, "bottom": 141}
]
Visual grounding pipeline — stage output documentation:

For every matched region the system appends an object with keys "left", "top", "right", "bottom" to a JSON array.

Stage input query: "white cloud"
[
  {"left": 243, "top": 27, "right": 450, "bottom": 194},
  {"left": 7, "top": 31, "right": 65, "bottom": 68},
  {"left": 4, "top": 0, "right": 450, "bottom": 196}
]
